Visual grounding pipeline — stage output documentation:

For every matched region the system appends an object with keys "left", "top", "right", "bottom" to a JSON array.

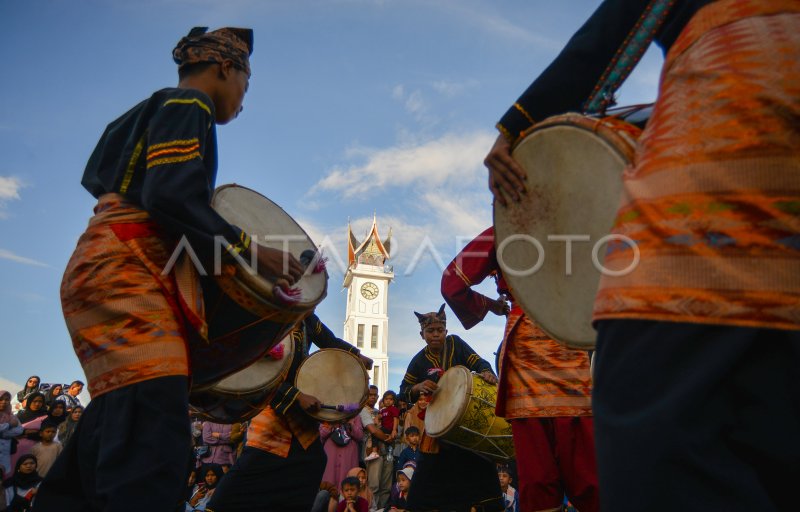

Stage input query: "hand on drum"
[
  {"left": 484, "top": 133, "right": 527, "bottom": 207},
  {"left": 479, "top": 370, "right": 498, "bottom": 385},
  {"left": 358, "top": 354, "right": 374, "bottom": 370},
  {"left": 297, "top": 391, "right": 322, "bottom": 413},
  {"left": 488, "top": 295, "right": 510, "bottom": 317},
  {"left": 252, "top": 243, "right": 304, "bottom": 287},
  {"left": 413, "top": 380, "right": 438, "bottom": 396}
]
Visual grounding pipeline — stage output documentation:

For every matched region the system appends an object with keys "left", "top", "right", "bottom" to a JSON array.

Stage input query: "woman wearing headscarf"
[
  {"left": 14, "top": 394, "right": 47, "bottom": 427},
  {"left": 14, "top": 378, "right": 40, "bottom": 411},
  {"left": 10, "top": 393, "right": 49, "bottom": 471},
  {"left": 185, "top": 463, "right": 223, "bottom": 511},
  {"left": 56, "top": 406, "right": 83, "bottom": 448},
  {"left": 3, "top": 454, "right": 42, "bottom": 511},
  {"left": 0, "top": 391, "right": 24, "bottom": 479},
  {"left": 44, "top": 402, "right": 67, "bottom": 430},
  {"left": 347, "top": 466, "right": 376, "bottom": 512},
  {"left": 42, "top": 385, "right": 63, "bottom": 410}
]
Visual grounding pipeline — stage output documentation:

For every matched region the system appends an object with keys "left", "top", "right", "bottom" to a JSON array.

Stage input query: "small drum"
[
  {"left": 189, "top": 184, "right": 327, "bottom": 390},
  {"left": 494, "top": 111, "right": 644, "bottom": 349},
  {"left": 190, "top": 334, "right": 294, "bottom": 423},
  {"left": 295, "top": 349, "right": 369, "bottom": 422},
  {"left": 425, "top": 366, "right": 514, "bottom": 461}
]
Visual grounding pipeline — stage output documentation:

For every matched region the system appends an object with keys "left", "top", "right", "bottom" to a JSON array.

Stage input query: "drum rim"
[
  {"left": 294, "top": 348, "right": 369, "bottom": 422},
  {"left": 209, "top": 334, "right": 295, "bottom": 395},
  {"left": 424, "top": 365, "right": 472, "bottom": 437}
]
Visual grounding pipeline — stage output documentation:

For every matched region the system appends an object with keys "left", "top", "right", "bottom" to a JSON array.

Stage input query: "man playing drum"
[
  {"left": 441, "top": 227, "right": 598, "bottom": 512},
  {"left": 398, "top": 305, "right": 505, "bottom": 512},
  {"left": 207, "top": 313, "right": 372, "bottom": 512},
  {"left": 485, "top": 1, "right": 800, "bottom": 510},
  {"left": 36, "top": 27, "right": 304, "bottom": 512}
]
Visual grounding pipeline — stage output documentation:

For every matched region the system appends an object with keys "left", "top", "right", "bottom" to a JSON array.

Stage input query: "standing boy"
[{"left": 30, "top": 422, "right": 62, "bottom": 478}]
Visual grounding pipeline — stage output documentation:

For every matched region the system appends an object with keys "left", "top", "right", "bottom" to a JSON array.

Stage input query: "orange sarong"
[{"left": 594, "top": 0, "right": 800, "bottom": 330}]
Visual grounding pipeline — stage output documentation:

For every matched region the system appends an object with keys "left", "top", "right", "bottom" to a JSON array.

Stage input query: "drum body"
[
  {"left": 189, "top": 184, "right": 327, "bottom": 390},
  {"left": 425, "top": 366, "right": 514, "bottom": 461},
  {"left": 494, "top": 113, "right": 641, "bottom": 349},
  {"left": 190, "top": 334, "right": 294, "bottom": 423},
  {"left": 295, "top": 349, "right": 369, "bottom": 422}
]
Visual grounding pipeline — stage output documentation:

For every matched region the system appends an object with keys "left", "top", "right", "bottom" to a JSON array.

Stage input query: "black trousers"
[
  {"left": 33, "top": 376, "right": 192, "bottom": 512},
  {"left": 406, "top": 443, "right": 505, "bottom": 512},
  {"left": 206, "top": 438, "right": 326, "bottom": 512},
  {"left": 593, "top": 320, "right": 800, "bottom": 512}
]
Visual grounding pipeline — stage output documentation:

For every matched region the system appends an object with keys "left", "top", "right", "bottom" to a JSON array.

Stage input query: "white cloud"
[
  {"left": 0, "top": 249, "right": 50, "bottom": 268},
  {"left": 312, "top": 130, "right": 495, "bottom": 198},
  {"left": 431, "top": 79, "right": 479, "bottom": 98},
  {"left": 0, "top": 176, "right": 22, "bottom": 201},
  {"left": 0, "top": 377, "right": 21, "bottom": 395}
]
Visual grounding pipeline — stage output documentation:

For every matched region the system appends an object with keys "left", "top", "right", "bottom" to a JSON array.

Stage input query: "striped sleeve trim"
[
  {"left": 513, "top": 102, "right": 535, "bottom": 125},
  {"left": 403, "top": 373, "right": 418, "bottom": 384},
  {"left": 119, "top": 133, "right": 147, "bottom": 194},
  {"left": 163, "top": 98, "right": 212, "bottom": 116},
  {"left": 225, "top": 230, "right": 252, "bottom": 256},
  {"left": 146, "top": 138, "right": 201, "bottom": 170},
  {"left": 453, "top": 263, "right": 472, "bottom": 287}
]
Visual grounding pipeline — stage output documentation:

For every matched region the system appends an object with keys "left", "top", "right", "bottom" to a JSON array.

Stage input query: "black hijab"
[
  {"left": 16, "top": 392, "right": 47, "bottom": 424},
  {"left": 46, "top": 400, "right": 67, "bottom": 426},
  {"left": 2, "top": 454, "right": 42, "bottom": 490}
]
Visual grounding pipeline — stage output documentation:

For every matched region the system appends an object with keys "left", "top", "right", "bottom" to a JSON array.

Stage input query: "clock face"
[{"left": 360, "top": 282, "right": 379, "bottom": 300}]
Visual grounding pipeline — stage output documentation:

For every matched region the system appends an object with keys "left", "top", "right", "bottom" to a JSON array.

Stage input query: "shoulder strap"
[{"left": 583, "top": 0, "right": 676, "bottom": 114}]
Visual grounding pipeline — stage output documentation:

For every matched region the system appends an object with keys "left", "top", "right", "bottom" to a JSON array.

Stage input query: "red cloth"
[
  {"left": 335, "top": 495, "right": 369, "bottom": 512},
  {"left": 511, "top": 417, "right": 599, "bottom": 512},
  {"left": 380, "top": 406, "right": 399, "bottom": 432}
]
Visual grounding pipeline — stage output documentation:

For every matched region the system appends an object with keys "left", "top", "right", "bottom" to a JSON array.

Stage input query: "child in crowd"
[
  {"left": 3, "top": 454, "right": 41, "bottom": 511},
  {"left": 498, "top": 465, "right": 519, "bottom": 512},
  {"left": 185, "top": 464, "right": 223, "bottom": 512},
  {"left": 29, "top": 422, "right": 62, "bottom": 478},
  {"left": 396, "top": 426, "right": 420, "bottom": 471},
  {"left": 385, "top": 467, "right": 414, "bottom": 511},
  {"left": 366, "top": 391, "right": 400, "bottom": 462},
  {"left": 337, "top": 476, "right": 369, "bottom": 512}
]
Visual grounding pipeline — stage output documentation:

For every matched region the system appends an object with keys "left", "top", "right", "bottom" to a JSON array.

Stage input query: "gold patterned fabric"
[{"left": 594, "top": 0, "right": 800, "bottom": 330}]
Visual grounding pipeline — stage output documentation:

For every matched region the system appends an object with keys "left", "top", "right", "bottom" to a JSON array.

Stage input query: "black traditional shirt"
[
  {"left": 400, "top": 334, "right": 494, "bottom": 403},
  {"left": 81, "top": 87, "right": 248, "bottom": 264},
  {"left": 498, "top": 0, "right": 714, "bottom": 142}
]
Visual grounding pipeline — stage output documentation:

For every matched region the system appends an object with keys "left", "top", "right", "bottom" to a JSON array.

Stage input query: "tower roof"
[{"left": 348, "top": 214, "right": 391, "bottom": 268}]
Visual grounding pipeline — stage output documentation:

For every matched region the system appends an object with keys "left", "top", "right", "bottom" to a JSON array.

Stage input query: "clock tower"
[{"left": 343, "top": 215, "right": 393, "bottom": 395}]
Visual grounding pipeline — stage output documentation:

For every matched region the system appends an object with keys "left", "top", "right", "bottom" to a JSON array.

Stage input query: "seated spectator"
[
  {"left": 0, "top": 391, "right": 23, "bottom": 479},
  {"left": 498, "top": 464, "right": 519, "bottom": 512},
  {"left": 56, "top": 406, "right": 83, "bottom": 448},
  {"left": 2, "top": 455, "right": 41, "bottom": 512},
  {"left": 311, "top": 481, "right": 340, "bottom": 512},
  {"left": 321, "top": 416, "right": 364, "bottom": 492},
  {"left": 42, "top": 384, "right": 63, "bottom": 410},
  {"left": 396, "top": 427, "right": 420, "bottom": 471},
  {"left": 347, "top": 466, "right": 376, "bottom": 512},
  {"left": 54, "top": 381, "right": 83, "bottom": 412},
  {"left": 30, "top": 421, "right": 62, "bottom": 478},
  {"left": 14, "top": 378, "right": 40, "bottom": 410},
  {"left": 384, "top": 467, "right": 413, "bottom": 511},
  {"left": 337, "top": 476, "right": 369, "bottom": 512},
  {"left": 185, "top": 464, "right": 223, "bottom": 512}
]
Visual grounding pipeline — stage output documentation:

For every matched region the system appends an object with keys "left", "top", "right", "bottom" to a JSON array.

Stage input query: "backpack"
[{"left": 330, "top": 425, "right": 351, "bottom": 447}]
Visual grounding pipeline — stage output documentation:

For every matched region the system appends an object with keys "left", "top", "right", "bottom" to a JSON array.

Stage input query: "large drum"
[
  {"left": 295, "top": 349, "right": 369, "bottom": 422},
  {"left": 189, "top": 184, "right": 327, "bottom": 390},
  {"left": 425, "top": 366, "right": 514, "bottom": 461},
  {"left": 494, "top": 112, "right": 643, "bottom": 349},
  {"left": 190, "top": 334, "right": 294, "bottom": 423}
]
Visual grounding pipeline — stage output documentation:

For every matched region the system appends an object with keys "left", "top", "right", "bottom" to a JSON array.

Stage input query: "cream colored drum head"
[
  {"left": 494, "top": 114, "right": 637, "bottom": 349},
  {"left": 424, "top": 366, "right": 470, "bottom": 437},
  {"left": 295, "top": 349, "right": 368, "bottom": 422},
  {"left": 212, "top": 184, "right": 327, "bottom": 308},
  {"left": 211, "top": 334, "right": 294, "bottom": 396}
]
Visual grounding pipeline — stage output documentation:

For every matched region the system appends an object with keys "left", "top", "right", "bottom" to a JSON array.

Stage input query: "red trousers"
[{"left": 511, "top": 417, "right": 599, "bottom": 512}]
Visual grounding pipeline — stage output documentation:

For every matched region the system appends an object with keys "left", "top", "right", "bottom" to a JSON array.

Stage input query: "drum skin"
[
  {"left": 295, "top": 349, "right": 369, "bottom": 422},
  {"left": 190, "top": 335, "right": 294, "bottom": 423},
  {"left": 425, "top": 366, "right": 514, "bottom": 461},
  {"left": 494, "top": 114, "right": 640, "bottom": 350},
  {"left": 189, "top": 184, "right": 327, "bottom": 390}
]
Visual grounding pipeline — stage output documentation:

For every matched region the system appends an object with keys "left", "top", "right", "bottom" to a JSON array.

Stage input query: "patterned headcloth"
[
  {"left": 414, "top": 304, "right": 446, "bottom": 329},
  {"left": 172, "top": 26, "right": 254, "bottom": 76}
]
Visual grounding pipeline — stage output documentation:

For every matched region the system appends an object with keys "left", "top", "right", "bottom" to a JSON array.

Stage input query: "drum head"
[
  {"left": 295, "top": 349, "right": 368, "bottom": 422},
  {"left": 212, "top": 184, "right": 327, "bottom": 307},
  {"left": 424, "top": 366, "right": 471, "bottom": 438},
  {"left": 211, "top": 334, "right": 294, "bottom": 395},
  {"left": 494, "top": 115, "right": 635, "bottom": 348}
]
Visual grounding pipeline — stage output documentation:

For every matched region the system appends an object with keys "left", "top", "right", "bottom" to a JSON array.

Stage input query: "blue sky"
[{"left": 0, "top": 0, "right": 663, "bottom": 400}]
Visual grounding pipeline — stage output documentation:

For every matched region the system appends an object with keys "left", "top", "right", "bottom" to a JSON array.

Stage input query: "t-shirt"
[
  {"left": 31, "top": 441, "right": 63, "bottom": 477},
  {"left": 335, "top": 496, "right": 369, "bottom": 512},
  {"left": 380, "top": 406, "right": 400, "bottom": 432}
]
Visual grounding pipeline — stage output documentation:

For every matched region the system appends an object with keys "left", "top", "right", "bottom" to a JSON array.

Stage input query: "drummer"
[
  {"left": 441, "top": 227, "right": 597, "bottom": 512},
  {"left": 207, "top": 313, "right": 373, "bottom": 512},
  {"left": 398, "top": 305, "right": 505, "bottom": 512},
  {"left": 36, "top": 26, "right": 307, "bottom": 512},
  {"left": 484, "top": 1, "right": 800, "bottom": 510}
]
